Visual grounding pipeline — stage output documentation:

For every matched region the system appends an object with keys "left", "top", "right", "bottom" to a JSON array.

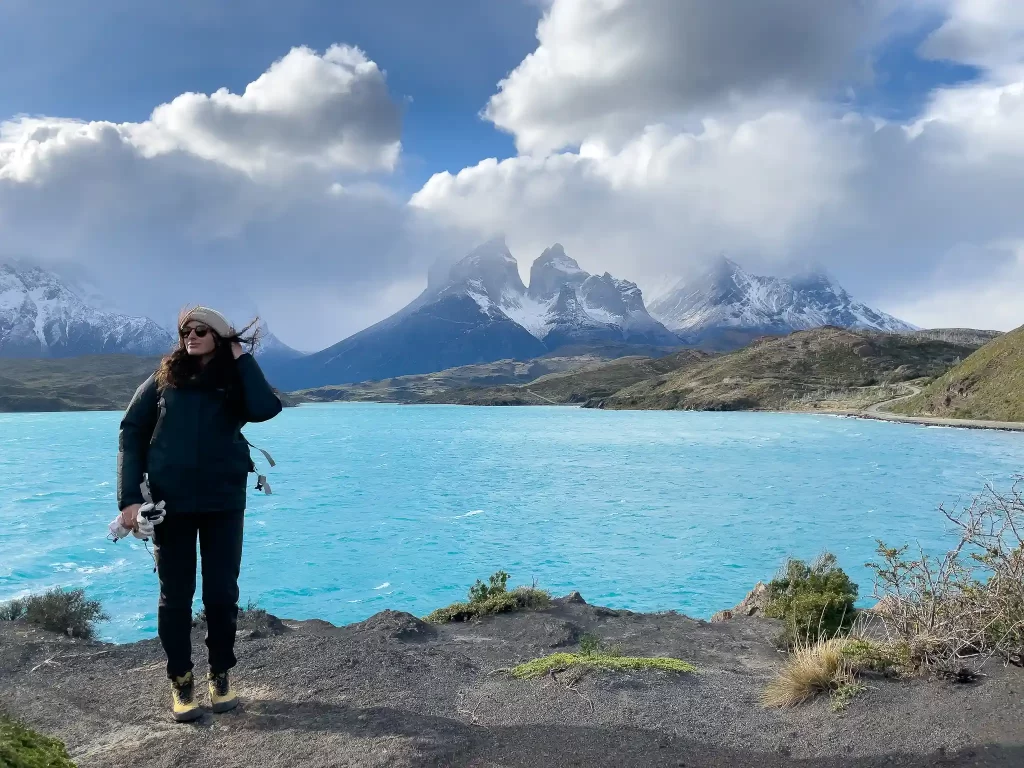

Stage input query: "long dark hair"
[{"left": 155, "top": 306, "right": 263, "bottom": 391}]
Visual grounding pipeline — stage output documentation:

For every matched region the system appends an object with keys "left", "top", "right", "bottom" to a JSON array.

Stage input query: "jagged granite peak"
[
  {"left": 446, "top": 236, "right": 526, "bottom": 302},
  {"left": 0, "top": 263, "right": 174, "bottom": 358},
  {"left": 649, "top": 256, "right": 915, "bottom": 344},
  {"left": 527, "top": 244, "right": 588, "bottom": 301}
]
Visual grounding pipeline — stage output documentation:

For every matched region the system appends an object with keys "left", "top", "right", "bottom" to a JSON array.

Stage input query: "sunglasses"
[{"left": 179, "top": 325, "right": 211, "bottom": 339}]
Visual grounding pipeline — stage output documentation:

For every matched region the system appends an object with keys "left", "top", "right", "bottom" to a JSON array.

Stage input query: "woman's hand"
[
  {"left": 119, "top": 504, "right": 142, "bottom": 531},
  {"left": 231, "top": 341, "right": 244, "bottom": 359}
]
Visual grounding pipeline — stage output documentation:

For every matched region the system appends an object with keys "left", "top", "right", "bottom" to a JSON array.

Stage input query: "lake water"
[{"left": 2, "top": 404, "right": 1023, "bottom": 643}]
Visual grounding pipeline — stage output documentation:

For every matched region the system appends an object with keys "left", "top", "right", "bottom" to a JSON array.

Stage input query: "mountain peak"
[
  {"left": 528, "top": 244, "right": 588, "bottom": 301},
  {"left": 648, "top": 257, "right": 915, "bottom": 343},
  {"left": 447, "top": 238, "right": 525, "bottom": 303}
]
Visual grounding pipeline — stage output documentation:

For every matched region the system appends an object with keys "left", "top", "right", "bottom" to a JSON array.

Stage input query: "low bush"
[
  {"left": 866, "top": 477, "right": 1024, "bottom": 674},
  {"left": 425, "top": 571, "right": 551, "bottom": 623},
  {"left": 764, "top": 552, "right": 859, "bottom": 646},
  {"left": 0, "top": 588, "right": 107, "bottom": 640},
  {"left": 0, "top": 714, "right": 76, "bottom": 768}
]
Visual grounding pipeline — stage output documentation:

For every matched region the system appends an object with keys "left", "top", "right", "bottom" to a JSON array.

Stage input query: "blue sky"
[
  {"left": 0, "top": 0, "right": 541, "bottom": 191},
  {"left": 0, "top": 0, "right": 982, "bottom": 187}
]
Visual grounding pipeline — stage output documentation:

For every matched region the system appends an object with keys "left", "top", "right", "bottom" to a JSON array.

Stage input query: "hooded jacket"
[{"left": 117, "top": 353, "right": 282, "bottom": 514}]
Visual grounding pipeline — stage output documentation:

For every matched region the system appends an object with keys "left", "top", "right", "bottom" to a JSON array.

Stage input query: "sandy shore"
[{"left": 2, "top": 596, "right": 1023, "bottom": 767}]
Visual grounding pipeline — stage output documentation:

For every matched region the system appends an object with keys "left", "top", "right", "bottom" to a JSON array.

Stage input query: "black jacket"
[{"left": 117, "top": 353, "right": 282, "bottom": 513}]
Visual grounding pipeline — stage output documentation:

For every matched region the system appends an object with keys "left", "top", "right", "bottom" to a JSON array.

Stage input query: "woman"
[{"left": 116, "top": 306, "right": 282, "bottom": 722}]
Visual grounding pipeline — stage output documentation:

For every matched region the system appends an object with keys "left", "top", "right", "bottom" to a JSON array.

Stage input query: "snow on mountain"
[
  {"left": 649, "top": 256, "right": 916, "bottom": 343},
  {"left": 442, "top": 240, "right": 679, "bottom": 349},
  {"left": 0, "top": 263, "right": 174, "bottom": 358}
]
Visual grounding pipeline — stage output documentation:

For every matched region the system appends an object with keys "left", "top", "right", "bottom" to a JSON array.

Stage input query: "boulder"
[{"left": 711, "top": 582, "right": 770, "bottom": 622}]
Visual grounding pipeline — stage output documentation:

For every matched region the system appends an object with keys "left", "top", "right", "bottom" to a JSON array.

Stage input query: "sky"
[{"left": 1, "top": 0, "right": 1023, "bottom": 348}]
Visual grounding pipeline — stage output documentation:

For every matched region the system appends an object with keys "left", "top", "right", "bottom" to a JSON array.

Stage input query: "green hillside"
[
  {"left": 890, "top": 324, "right": 1024, "bottom": 422},
  {"left": 0, "top": 355, "right": 159, "bottom": 412},
  {"left": 589, "top": 327, "right": 977, "bottom": 412}
]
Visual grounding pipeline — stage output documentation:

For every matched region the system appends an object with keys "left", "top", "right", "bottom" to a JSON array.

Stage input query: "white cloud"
[
  {"left": 485, "top": 0, "right": 888, "bottom": 154},
  {"left": 411, "top": 0, "right": 1024, "bottom": 332},
  {"left": 0, "top": 46, "right": 455, "bottom": 349},
  {"left": 137, "top": 45, "right": 401, "bottom": 174},
  {"left": 920, "top": 0, "right": 1024, "bottom": 74}
]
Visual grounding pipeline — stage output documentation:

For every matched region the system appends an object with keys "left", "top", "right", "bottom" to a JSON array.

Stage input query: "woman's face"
[{"left": 180, "top": 322, "right": 218, "bottom": 357}]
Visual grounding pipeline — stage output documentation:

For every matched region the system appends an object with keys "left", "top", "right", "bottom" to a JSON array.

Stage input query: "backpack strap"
[
  {"left": 246, "top": 439, "right": 276, "bottom": 468},
  {"left": 244, "top": 438, "right": 275, "bottom": 495}
]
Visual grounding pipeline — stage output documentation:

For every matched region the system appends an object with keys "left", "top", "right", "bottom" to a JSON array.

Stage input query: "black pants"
[{"left": 153, "top": 510, "right": 244, "bottom": 680}]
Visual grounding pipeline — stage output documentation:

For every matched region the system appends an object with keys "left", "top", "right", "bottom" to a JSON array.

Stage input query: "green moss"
[
  {"left": 829, "top": 681, "right": 867, "bottom": 713},
  {"left": 841, "top": 638, "right": 903, "bottom": 675},
  {"left": 510, "top": 652, "right": 695, "bottom": 680},
  {"left": 425, "top": 571, "right": 551, "bottom": 624},
  {"left": 764, "top": 553, "right": 858, "bottom": 646},
  {"left": 0, "top": 715, "right": 76, "bottom": 768}
]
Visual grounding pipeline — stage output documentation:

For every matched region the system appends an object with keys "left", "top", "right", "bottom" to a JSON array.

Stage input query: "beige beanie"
[{"left": 180, "top": 306, "right": 234, "bottom": 338}]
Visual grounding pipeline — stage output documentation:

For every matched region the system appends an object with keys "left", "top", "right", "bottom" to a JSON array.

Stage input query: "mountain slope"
[
  {"left": 649, "top": 257, "right": 915, "bottom": 349},
  {"left": 271, "top": 293, "right": 548, "bottom": 390},
  {"left": 891, "top": 324, "right": 1024, "bottom": 422},
  {"left": 0, "top": 264, "right": 173, "bottom": 357},
  {"left": 588, "top": 327, "right": 975, "bottom": 412}
]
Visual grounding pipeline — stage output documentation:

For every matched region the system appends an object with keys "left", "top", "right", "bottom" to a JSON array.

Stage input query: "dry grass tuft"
[{"left": 762, "top": 637, "right": 853, "bottom": 708}]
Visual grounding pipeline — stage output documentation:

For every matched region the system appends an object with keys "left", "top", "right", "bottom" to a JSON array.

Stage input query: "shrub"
[
  {"left": 764, "top": 553, "right": 859, "bottom": 645},
  {"left": 425, "top": 571, "right": 551, "bottom": 623},
  {"left": 866, "top": 476, "right": 1024, "bottom": 673},
  {"left": 194, "top": 599, "right": 271, "bottom": 631},
  {"left": 469, "top": 571, "right": 509, "bottom": 603},
  {"left": 0, "top": 588, "right": 106, "bottom": 640},
  {"left": 0, "top": 599, "right": 26, "bottom": 621},
  {"left": 578, "top": 633, "right": 600, "bottom": 656},
  {"left": 0, "top": 714, "right": 76, "bottom": 768}
]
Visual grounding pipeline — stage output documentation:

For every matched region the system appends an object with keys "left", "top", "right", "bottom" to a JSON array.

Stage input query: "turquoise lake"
[{"left": 2, "top": 403, "right": 1023, "bottom": 643}]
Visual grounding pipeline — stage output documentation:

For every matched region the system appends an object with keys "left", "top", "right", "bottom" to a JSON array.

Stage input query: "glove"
[{"left": 132, "top": 500, "right": 167, "bottom": 540}]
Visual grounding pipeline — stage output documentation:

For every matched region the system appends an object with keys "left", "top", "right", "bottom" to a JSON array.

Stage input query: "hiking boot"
[
  {"left": 208, "top": 670, "right": 238, "bottom": 713},
  {"left": 170, "top": 672, "right": 202, "bottom": 722}
]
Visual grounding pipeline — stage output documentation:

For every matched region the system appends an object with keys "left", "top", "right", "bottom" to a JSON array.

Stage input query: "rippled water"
[{"left": 2, "top": 403, "right": 1022, "bottom": 643}]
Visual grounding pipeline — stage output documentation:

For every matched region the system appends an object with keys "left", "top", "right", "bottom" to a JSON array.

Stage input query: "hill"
[
  {"left": 890, "top": 324, "right": 1024, "bottom": 422},
  {"left": 0, "top": 355, "right": 160, "bottom": 411},
  {"left": 587, "top": 327, "right": 977, "bottom": 412},
  {"left": 422, "top": 349, "right": 711, "bottom": 405},
  {"left": 295, "top": 355, "right": 602, "bottom": 403},
  {"left": 0, "top": 355, "right": 299, "bottom": 412}
]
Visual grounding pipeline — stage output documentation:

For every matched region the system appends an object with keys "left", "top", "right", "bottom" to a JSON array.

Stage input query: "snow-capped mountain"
[
  {"left": 270, "top": 239, "right": 679, "bottom": 389},
  {"left": 455, "top": 241, "right": 679, "bottom": 348},
  {"left": 649, "top": 256, "right": 915, "bottom": 346},
  {"left": 0, "top": 263, "right": 174, "bottom": 358}
]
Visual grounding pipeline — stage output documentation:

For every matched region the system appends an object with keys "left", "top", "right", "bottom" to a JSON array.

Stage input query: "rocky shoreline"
[{"left": 3, "top": 594, "right": 1023, "bottom": 768}]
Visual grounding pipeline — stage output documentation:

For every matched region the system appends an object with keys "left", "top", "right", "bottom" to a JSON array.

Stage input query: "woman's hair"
[{"left": 155, "top": 306, "right": 263, "bottom": 390}]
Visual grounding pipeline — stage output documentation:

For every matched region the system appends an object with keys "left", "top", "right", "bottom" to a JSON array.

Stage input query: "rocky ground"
[{"left": 2, "top": 596, "right": 1023, "bottom": 768}]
